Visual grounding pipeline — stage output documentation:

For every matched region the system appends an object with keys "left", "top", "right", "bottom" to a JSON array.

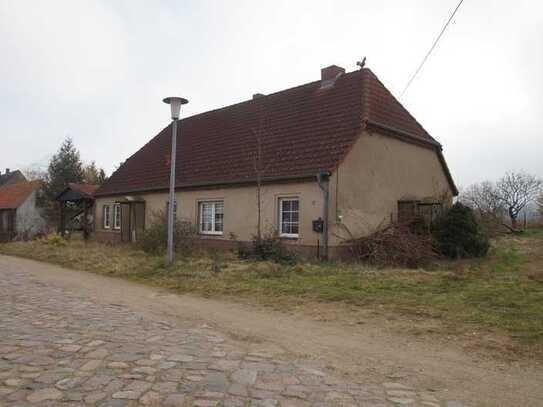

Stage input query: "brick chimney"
[
  {"left": 252, "top": 93, "right": 265, "bottom": 100},
  {"left": 321, "top": 65, "right": 345, "bottom": 81}
]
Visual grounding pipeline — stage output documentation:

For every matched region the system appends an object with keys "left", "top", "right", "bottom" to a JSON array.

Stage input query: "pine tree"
[
  {"left": 44, "top": 138, "right": 83, "bottom": 197},
  {"left": 40, "top": 137, "right": 84, "bottom": 224},
  {"left": 82, "top": 161, "right": 107, "bottom": 184}
]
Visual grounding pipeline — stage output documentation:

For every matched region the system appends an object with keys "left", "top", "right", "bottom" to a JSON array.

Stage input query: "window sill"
[
  {"left": 199, "top": 232, "right": 224, "bottom": 238},
  {"left": 280, "top": 234, "right": 299, "bottom": 240}
]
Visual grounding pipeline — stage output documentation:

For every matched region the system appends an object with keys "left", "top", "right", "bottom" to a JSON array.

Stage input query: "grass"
[{"left": 1, "top": 230, "right": 543, "bottom": 350}]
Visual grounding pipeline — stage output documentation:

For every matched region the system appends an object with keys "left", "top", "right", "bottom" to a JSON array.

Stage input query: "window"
[
  {"left": 398, "top": 200, "right": 443, "bottom": 225},
  {"left": 103, "top": 205, "right": 111, "bottom": 229},
  {"left": 397, "top": 201, "right": 417, "bottom": 224},
  {"left": 279, "top": 198, "right": 299, "bottom": 238},
  {"left": 199, "top": 201, "right": 224, "bottom": 235},
  {"left": 418, "top": 203, "right": 443, "bottom": 225},
  {"left": 113, "top": 204, "right": 121, "bottom": 230}
]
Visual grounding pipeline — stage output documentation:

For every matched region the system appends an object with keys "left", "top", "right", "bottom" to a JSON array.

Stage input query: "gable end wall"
[{"left": 329, "top": 130, "right": 454, "bottom": 244}]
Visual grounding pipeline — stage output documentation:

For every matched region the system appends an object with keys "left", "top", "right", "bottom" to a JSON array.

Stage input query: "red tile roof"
[
  {"left": 96, "top": 68, "right": 456, "bottom": 196},
  {"left": 67, "top": 183, "right": 100, "bottom": 198},
  {"left": 0, "top": 181, "right": 41, "bottom": 210}
]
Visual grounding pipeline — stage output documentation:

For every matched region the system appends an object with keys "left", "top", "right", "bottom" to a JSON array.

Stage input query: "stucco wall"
[
  {"left": 15, "top": 190, "right": 46, "bottom": 238},
  {"left": 94, "top": 181, "right": 327, "bottom": 252},
  {"left": 329, "top": 130, "right": 453, "bottom": 244}
]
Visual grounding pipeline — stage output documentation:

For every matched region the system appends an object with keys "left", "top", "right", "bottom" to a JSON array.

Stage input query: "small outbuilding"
[{"left": 56, "top": 183, "right": 100, "bottom": 239}]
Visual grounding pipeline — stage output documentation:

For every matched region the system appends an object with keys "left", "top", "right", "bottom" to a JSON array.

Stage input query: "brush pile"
[{"left": 348, "top": 222, "right": 437, "bottom": 268}]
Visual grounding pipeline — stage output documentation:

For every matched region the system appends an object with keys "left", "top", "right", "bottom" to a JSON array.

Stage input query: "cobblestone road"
[{"left": 0, "top": 265, "right": 464, "bottom": 406}]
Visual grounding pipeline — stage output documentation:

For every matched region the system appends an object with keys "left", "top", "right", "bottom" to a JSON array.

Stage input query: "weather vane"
[{"left": 356, "top": 57, "right": 366, "bottom": 69}]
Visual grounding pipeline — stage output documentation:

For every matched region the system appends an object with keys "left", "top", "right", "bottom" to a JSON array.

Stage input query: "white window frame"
[
  {"left": 278, "top": 197, "right": 299, "bottom": 238},
  {"left": 113, "top": 204, "right": 121, "bottom": 230},
  {"left": 198, "top": 200, "right": 224, "bottom": 235},
  {"left": 103, "top": 205, "right": 111, "bottom": 229}
]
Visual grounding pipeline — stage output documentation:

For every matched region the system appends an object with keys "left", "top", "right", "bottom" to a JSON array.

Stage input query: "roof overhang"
[
  {"left": 94, "top": 173, "right": 320, "bottom": 198},
  {"left": 115, "top": 196, "right": 146, "bottom": 203}
]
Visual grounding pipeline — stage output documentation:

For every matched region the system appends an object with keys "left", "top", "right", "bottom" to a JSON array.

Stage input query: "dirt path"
[{"left": 2, "top": 254, "right": 542, "bottom": 406}]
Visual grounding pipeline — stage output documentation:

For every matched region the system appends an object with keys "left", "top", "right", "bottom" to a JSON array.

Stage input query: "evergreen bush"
[{"left": 432, "top": 202, "right": 490, "bottom": 258}]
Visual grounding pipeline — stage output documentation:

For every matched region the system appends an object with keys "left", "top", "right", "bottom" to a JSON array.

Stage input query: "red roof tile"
[
  {"left": 0, "top": 181, "right": 41, "bottom": 210},
  {"left": 67, "top": 183, "right": 100, "bottom": 198},
  {"left": 96, "top": 68, "right": 455, "bottom": 196}
]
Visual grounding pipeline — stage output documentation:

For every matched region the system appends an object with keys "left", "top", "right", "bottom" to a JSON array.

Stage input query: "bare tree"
[
  {"left": 462, "top": 181, "right": 504, "bottom": 217},
  {"left": 22, "top": 166, "right": 47, "bottom": 181},
  {"left": 251, "top": 124, "right": 272, "bottom": 241},
  {"left": 461, "top": 181, "right": 509, "bottom": 233},
  {"left": 537, "top": 193, "right": 543, "bottom": 220},
  {"left": 495, "top": 171, "right": 542, "bottom": 229}
]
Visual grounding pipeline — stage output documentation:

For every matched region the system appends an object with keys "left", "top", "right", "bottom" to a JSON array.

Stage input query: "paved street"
[{"left": 0, "top": 262, "right": 459, "bottom": 406}]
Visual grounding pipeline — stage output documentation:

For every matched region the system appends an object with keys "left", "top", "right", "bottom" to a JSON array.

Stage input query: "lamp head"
[{"left": 163, "top": 96, "right": 188, "bottom": 120}]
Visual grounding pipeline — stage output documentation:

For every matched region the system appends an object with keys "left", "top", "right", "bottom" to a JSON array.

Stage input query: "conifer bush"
[{"left": 432, "top": 202, "right": 490, "bottom": 258}]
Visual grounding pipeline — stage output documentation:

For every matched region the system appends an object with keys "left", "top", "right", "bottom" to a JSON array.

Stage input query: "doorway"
[{"left": 118, "top": 200, "right": 145, "bottom": 243}]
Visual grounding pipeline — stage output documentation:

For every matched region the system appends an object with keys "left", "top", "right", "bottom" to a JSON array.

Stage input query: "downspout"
[{"left": 316, "top": 171, "right": 331, "bottom": 260}]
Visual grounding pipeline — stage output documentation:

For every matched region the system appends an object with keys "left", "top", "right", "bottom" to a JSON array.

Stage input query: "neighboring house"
[
  {"left": 94, "top": 65, "right": 457, "bottom": 258},
  {"left": 0, "top": 180, "right": 45, "bottom": 241},
  {"left": 0, "top": 168, "right": 26, "bottom": 188}
]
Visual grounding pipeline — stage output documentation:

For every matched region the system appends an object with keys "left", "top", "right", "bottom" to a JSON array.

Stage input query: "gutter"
[
  {"left": 365, "top": 120, "right": 441, "bottom": 148},
  {"left": 94, "top": 173, "right": 320, "bottom": 198},
  {"left": 316, "top": 171, "right": 331, "bottom": 260}
]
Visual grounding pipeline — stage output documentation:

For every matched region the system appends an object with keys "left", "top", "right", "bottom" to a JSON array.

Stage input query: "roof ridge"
[{"left": 178, "top": 69, "right": 365, "bottom": 124}]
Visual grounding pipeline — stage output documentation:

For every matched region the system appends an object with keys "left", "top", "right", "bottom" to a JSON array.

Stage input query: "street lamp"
[{"left": 163, "top": 96, "right": 188, "bottom": 265}]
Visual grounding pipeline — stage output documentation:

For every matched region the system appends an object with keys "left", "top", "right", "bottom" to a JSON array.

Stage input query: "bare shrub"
[
  {"left": 348, "top": 221, "right": 438, "bottom": 268},
  {"left": 39, "top": 233, "right": 67, "bottom": 247},
  {"left": 238, "top": 229, "right": 297, "bottom": 264},
  {"left": 137, "top": 210, "right": 197, "bottom": 256},
  {"left": 210, "top": 250, "right": 222, "bottom": 273}
]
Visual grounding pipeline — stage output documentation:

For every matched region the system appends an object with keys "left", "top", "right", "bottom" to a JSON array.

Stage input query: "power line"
[{"left": 400, "top": 0, "right": 465, "bottom": 98}]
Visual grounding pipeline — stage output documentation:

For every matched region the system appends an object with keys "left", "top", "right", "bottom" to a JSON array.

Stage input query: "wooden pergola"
[{"left": 56, "top": 183, "right": 99, "bottom": 239}]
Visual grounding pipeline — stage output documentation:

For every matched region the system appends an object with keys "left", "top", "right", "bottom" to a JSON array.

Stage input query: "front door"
[
  {"left": 120, "top": 202, "right": 145, "bottom": 243},
  {"left": 120, "top": 203, "right": 130, "bottom": 242}
]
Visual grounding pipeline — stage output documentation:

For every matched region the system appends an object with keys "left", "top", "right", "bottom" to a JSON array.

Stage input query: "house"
[
  {"left": 94, "top": 65, "right": 457, "bottom": 258},
  {"left": 0, "top": 180, "right": 46, "bottom": 241},
  {"left": 0, "top": 168, "right": 26, "bottom": 188}
]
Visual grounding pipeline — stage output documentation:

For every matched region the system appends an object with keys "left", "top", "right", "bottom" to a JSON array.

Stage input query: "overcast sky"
[{"left": 1, "top": 0, "right": 541, "bottom": 188}]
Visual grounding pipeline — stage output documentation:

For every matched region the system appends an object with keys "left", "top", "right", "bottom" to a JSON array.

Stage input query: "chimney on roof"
[
  {"left": 252, "top": 93, "right": 265, "bottom": 100},
  {"left": 5, "top": 168, "right": 9, "bottom": 175},
  {"left": 321, "top": 65, "right": 345, "bottom": 81}
]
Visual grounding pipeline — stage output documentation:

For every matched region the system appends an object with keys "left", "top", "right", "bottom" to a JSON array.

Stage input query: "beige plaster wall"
[
  {"left": 329, "top": 130, "right": 453, "bottom": 244},
  {"left": 94, "top": 181, "right": 326, "bottom": 249}
]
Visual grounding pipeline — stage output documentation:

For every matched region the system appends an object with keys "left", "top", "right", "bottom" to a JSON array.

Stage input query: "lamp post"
[{"left": 163, "top": 96, "right": 188, "bottom": 265}]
